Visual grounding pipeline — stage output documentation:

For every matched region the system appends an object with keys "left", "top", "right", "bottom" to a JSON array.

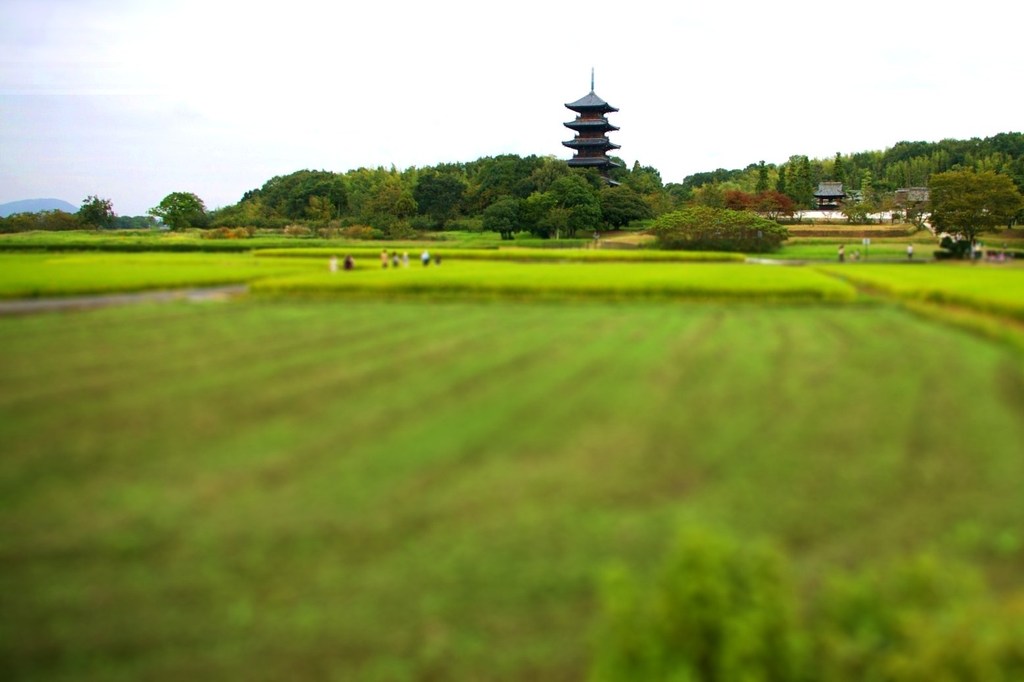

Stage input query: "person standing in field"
[
  {"left": 343, "top": 254, "right": 354, "bottom": 271},
  {"left": 381, "top": 249, "right": 389, "bottom": 268},
  {"left": 421, "top": 250, "right": 430, "bottom": 266},
  {"left": 391, "top": 251, "right": 400, "bottom": 268},
  {"left": 402, "top": 252, "right": 409, "bottom": 267},
  {"left": 907, "top": 243, "right": 914, "bottom": 260},
  {"left": 838, "top": 244, "right": 845, "bottom": 262},
  {"left": 329, "top": 255, "right": 338, "bottom": 272}
]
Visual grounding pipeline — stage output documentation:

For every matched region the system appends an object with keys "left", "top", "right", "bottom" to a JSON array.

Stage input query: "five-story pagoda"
[{"left": 563, "top": 71, "right": 620, "bottom": 176}]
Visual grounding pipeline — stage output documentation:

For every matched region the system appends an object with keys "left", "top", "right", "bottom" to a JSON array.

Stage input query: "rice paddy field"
[
  {"left": 0, "top": 253, "right": 313, "bottom": 299},
  {"left": 2, "top": 244, "right": 1024, "bottom": 680}
]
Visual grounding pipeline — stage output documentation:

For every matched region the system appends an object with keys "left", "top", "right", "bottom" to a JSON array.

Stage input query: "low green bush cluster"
[
  {"left": 340, "top": 224, "right": 384, "bottom": 240},
  {"left": 651, "top": 206, "right": 789, "bottom": 252},
  {"left": 592, "top": 529, "right": 1024, "bottom": 681},
  {"left": 199, "top": 226, "right": 253, "bottom": 239}
]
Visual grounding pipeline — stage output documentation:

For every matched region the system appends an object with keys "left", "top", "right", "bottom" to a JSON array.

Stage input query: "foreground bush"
[
  {"left": 651, "top": 206, "right": 789, "bottom": 252},
  {"left": 592, "top": 529, "right": 799, "bottom": 681},
  {"left": 592, "top": 529, "right": 1024, "bottom": 681}
]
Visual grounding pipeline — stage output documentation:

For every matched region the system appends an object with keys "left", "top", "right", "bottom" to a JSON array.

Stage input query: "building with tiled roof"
[{"left": 814, "top": 181, "right": 846, "bottom": 209}]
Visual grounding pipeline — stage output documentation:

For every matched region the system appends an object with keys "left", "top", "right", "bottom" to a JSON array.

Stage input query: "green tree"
[
  {"left": 775, "top": 163, "right": 787, "bottom": 195},
  {"left": 363, "top": 175, "right": 417, "bottom": 229},
  {"left": 859, "top": 169, "right": 877, "bottom": 211},
  {"left": 791, "top": 155, "right": 815, "bottom": 208},
  {"left": 149, "top": 192, "right": 208, "bottom": 230},
  {"left": 548, "top": 175, "right": 601, "bottom": 237},
  {"left": 481, "top": 196, "right": 520, "bottom": 240},
  {"left": 930, "top": 170, "right": 1023, "bottom": 249},
  {"left": 524, "top": 157, "right": 571, "bottom": 194},
  {"left": 244, "top": 170, "right": 347, "bottom": 221},
  {"left": 624, "top": 161, "right": 664, "bottom": 195},
  {"left": 755, "top": 161, "right": 770, "bottom": 193},
  {"left": 521, "top": 191, "right": 557, "bottom": 238},
  {"left": 599, "top": 185, "right": 653, "bottom": 229},
  {"left": 691, "top": 183, "right": 726, "bottom": 208},
  {"left": 413, "top": 170, "right": 466, "bottom": 228},
  {"left": 464, "top": 154, "right": 542, "bottom": 211},
  {"left": 77, "top": 195, "right": 115, "bottom": 228},
  {"left": 832, "top": 152, "right": 846, "bottom": 186}
]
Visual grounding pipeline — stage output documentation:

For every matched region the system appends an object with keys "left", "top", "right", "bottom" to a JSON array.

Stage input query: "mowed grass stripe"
[
  {"left": 0, "top": 299, "right": 496, "bottom": 414},
  {"left": 284, "top": 305, "right": 679, "bottom": 514},
  {"left": 0, "top": 303, "right": 558, "bottom": 504}
]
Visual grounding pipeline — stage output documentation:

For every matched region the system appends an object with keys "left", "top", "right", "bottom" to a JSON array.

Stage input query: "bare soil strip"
[{"left": 0, "top": 285, "right": 248, "bottom": 315}]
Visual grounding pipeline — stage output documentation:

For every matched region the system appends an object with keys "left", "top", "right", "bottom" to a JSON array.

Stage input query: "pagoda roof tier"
[
  {"left": 562, "top": 138, "right": 621, "bottom": 151},
  {"left": 564, "top": 90, "right": 618, "bottom": 113},
  {"left": 563, "top": 119, "right": 620, "bottom": 132},
  {"left": 567, "top": 157, "right": 624, "bottom": 168}
]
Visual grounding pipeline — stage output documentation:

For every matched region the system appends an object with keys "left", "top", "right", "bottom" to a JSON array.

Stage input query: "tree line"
[
  {"left": 206, "top": 157, "right": 663, "bottom": 239},
  {"left": 1, "top": 132, "right": 1021, "bottom": 236},
  {"left": 677, "top": 132, "right": 1024, "bottom": 210}
]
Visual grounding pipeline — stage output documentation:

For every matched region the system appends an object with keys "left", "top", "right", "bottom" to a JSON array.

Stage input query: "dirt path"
[{"left": 0, "top": 285, "right": 248, "bottom": 316}]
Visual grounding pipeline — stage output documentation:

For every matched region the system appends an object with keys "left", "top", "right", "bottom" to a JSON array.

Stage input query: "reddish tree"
[
  {"left": 723, "top": 189, "right": 755, "bottom": 211},
  {"left": 753, "top": 190, "right": 796, "bottom": 220}
]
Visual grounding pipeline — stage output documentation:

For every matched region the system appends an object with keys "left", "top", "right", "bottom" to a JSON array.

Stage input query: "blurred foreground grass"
[{"left": 2, "top": 299, "right": 1024, "bottom": 680}]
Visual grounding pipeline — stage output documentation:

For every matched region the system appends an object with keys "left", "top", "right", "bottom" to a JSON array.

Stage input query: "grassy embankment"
[{"left": 2, "top": 298, "right": 1024, "bottom": 681}]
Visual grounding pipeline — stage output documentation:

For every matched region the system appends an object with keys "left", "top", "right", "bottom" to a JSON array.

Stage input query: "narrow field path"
[{"left": 0, "top": 285, "right": 248, "bottom": 315}]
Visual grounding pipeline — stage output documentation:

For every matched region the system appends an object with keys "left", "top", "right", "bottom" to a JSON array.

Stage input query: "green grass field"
[
  {"left": 2, "top": 297, "right": 1024, "bottom": 681},
  {"left": 3, "top": 246, "right": 1024, "bottom": 679},
  {"left": 774, "top": 239, "right": 941, "bottom": 261},
  {"left": 253, "top": 246, "right": 744, "bottom": 263},
  {"left": 0, "top": 230, "right": 589, "bottom": 253},
  {"left": 253, "top": 261, "right": 856, "bottom": 301},
  {"left": 818, "top": 262, "right": 1024, "bottom": 320},
  {"left": 0, "top": 253, "right": 318, "bottom": 298}
]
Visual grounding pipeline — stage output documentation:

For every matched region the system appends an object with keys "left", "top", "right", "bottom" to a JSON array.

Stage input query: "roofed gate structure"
[
  {"left": 563, "top": 71, "right": 621, "bottom": 181},
  {"left": 814, "top": 181, "right": 846, "bottom": 210}
]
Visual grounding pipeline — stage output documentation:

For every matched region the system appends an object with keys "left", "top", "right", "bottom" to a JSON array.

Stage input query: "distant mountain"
[{"left": 0, "top": 198, "right": 78, "bottom": 218}]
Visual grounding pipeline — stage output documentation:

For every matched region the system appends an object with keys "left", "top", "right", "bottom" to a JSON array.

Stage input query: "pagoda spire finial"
[{"left": 591, "top": 67, "right": 595, "bottom": 92}]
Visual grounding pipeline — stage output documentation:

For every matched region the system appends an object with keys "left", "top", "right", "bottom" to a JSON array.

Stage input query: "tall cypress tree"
[
  {"left": 756, "top": 161, "right": 770, "bottom": 193},
  {"left": 775, "top": 164, "right": 787, "bottom": 195},
  {"left": 833, "top": 152, "right": 845, "bottom": 186}
]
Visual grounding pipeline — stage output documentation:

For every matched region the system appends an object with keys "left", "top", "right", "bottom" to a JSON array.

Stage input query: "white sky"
[{"left": 1, "top": 0, "right": 1021, "bottom": 215}]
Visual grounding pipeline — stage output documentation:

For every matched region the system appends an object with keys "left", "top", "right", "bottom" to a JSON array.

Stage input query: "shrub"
[
  {"left": 283, "top": 224, "right": 312, "bottom": 238},
  {"left": 200, "top": 227, "right": 252, "bottom": 240},
  {"left": 592, "top": 529, "right": 800, "bottom": 682},
  {"left": 409, "top": 215, "right": 437, "bottom": 232},
  {"left": 650, "top": 206, "right": 788, "bottom": 252},
  {"left": 385, "top": 220, "right": 417, "bottom": 240},
  {"left": 810, "top": 555, "right": 1024, "bottom": 681},
  {"left": 937, "top": 235, "right": 973, "bottom": 259},
  {"left": 340, "top": 224, "right": 384, "bottom": 240},
  {"left": 448, "top": 217, "right": 484, "bottom": 233},
  {"left": 592, "top": 531, "right": 1024, "bottom": 681}
]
